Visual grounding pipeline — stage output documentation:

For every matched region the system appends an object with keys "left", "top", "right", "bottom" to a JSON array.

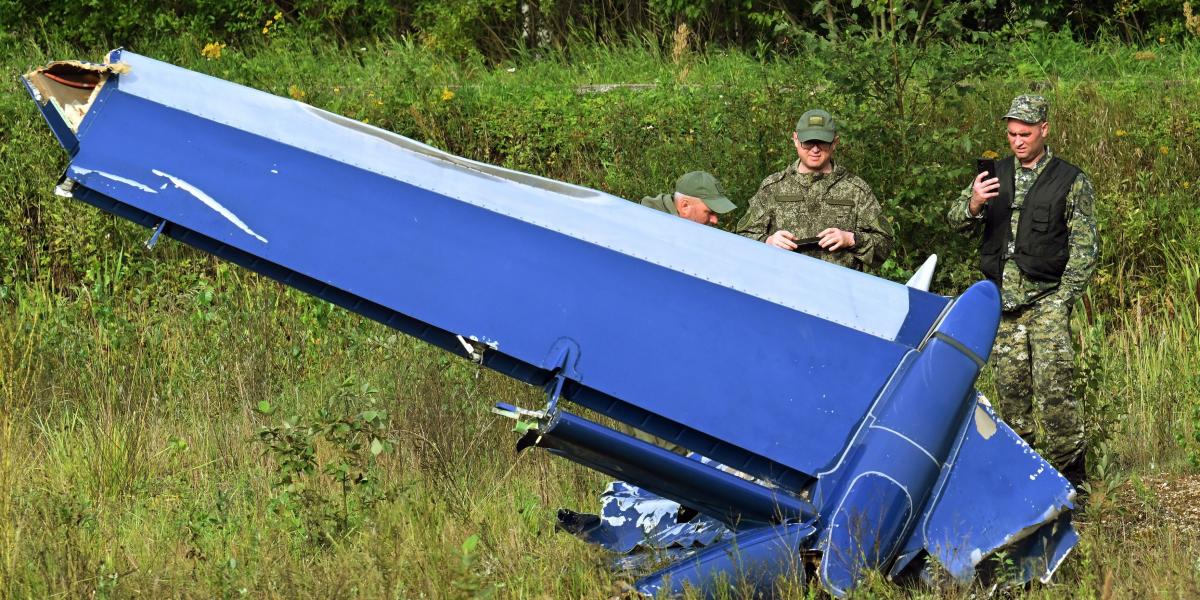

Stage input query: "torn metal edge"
[{"left": 22, "top": 57, "right": 130, "bottom": 133}]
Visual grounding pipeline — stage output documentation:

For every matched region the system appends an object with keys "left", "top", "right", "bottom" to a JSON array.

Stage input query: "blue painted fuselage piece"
[{"left": 23, "top": 51, "right": 1076, "bottom": 597}]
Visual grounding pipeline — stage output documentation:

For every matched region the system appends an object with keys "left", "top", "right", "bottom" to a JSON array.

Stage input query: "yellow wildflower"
[
  {"left": 288, "top": 85, "right": 305, "bottom": 100},
  {"left": 1184, "top": 181, "right": 1192, "bottom": 189},
  {"left": 1115, "top": 129, "right": 1128, "bottom": 137},
  {"left": 441, "top": 87, "right": 455, "bottom": 101},
  {"left": 1159, "top": 146, "right": 1170, "bottom": 155},
  {"left": 333, "top": 86, "right": 341, "bottom": 94},
  {"left": 982, "top": 149, "right": 1000, "bottom": 159},
  {"left": 201, "top": 42, "right": 225, "bottom": 60}
]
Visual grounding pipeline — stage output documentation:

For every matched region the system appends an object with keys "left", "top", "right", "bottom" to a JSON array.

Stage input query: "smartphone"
[
  {"left": 790, "top": 237, "right": 822, "bottom": 252},
  {"left": 976, "top": 158, "right": 997, "bottom": 178}
]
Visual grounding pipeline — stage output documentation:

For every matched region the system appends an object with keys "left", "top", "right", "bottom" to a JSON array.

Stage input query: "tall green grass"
[{"left": 2, "top": 32, "right": 1199, "bottom": 597}]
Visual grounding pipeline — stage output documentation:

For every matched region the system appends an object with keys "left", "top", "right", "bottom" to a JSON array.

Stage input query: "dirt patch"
[{"left": 1085, "top": 472, "right": 1200, "bottom": 538}]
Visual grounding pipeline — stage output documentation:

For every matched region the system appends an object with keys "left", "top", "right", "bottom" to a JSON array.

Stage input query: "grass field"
[{"left": 2, "top": 31, "right": 1199, "bottom": 598}]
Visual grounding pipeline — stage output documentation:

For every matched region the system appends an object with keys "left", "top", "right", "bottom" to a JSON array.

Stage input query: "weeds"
[
  {"left": 1, "top": 30, "right": 1198, "bottom": 599},
  {"left": 254, "top": 386, "right": 395, "bottom": 546}
]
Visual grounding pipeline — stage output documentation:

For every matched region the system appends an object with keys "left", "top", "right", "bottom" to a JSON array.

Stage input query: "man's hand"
[
  {"left": 766, "top": 230, "right": 798, "bottom": 250},
  {"left": 818, "top": 228, "right": 854, "bottom": 251},
  {"left": 970, "top": 171, "right": 1000, "bottom": 216}
]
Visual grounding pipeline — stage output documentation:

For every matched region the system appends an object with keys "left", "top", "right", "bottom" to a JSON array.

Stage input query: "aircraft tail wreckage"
[{"left": 24, "top": 51, "right": 1077, "bottom": 596}]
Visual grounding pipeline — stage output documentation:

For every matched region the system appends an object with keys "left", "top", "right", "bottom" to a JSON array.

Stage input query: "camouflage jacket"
[
  {"left": 735, "top": 161, "right": 893, "bottom": 271},
  {"left": 947, "top": 148, "right": 1099, "bottom": 312},
  {"left": 640, "top": 193, "right": 679, "bottom": 216}
]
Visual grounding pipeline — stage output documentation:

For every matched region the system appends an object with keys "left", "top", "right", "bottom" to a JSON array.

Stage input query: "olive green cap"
[
  {"left": 675, "top": 171, "right": 736, "bottom": 214},
  {"left": 1001, "top": 94, "right": 1048, "bottom": 123},
  {"left": 795, "top": 109, "right": 836, "bottom": 143}
]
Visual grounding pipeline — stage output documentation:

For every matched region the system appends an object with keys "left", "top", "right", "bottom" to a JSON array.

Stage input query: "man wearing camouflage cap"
[
  {"left": 641, "top": 170, "right": 737, "bottom": 226},
  {"left": 947, "top": 94, "right": 1098, "bottom": 485},
  {"left": 736, "top": 109, "right": 893, "bottom": 271}
]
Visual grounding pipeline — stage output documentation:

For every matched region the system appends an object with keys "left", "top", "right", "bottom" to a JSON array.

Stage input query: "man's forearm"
[{"left": 946, "top": 187, "right": 980, "bottom": 232}]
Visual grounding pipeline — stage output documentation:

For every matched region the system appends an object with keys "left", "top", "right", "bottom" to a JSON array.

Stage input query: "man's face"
[
  {"left": 1006, "top": 119, "right": 1049, "bottom": 163},
  {"left": 678, "top": 196, "right": 719, "bottom": 225},
  {"left": 793, "top": 133, "right": 836, "bottom": 172}
]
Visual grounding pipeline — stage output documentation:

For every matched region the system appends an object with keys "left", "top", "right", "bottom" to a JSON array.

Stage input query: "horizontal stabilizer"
[{"left": 905, "top": 254, "right": 937, "bottom": 291}]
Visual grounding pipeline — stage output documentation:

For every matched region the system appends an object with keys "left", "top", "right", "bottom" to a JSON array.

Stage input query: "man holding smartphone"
[
  {"left": 736, "top": 108, "right": 893, "bottom": 271},
  {"left": 947, "top": 95, "right": 1099, "bottom": 485}
]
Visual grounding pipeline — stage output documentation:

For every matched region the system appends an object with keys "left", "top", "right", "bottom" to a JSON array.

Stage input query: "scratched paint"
[
  {"left": 70, "top": 166, "right": 158, "bottom": 194},
  {"left": 151, "top": 169, "right": 268, "bottom": 243}
]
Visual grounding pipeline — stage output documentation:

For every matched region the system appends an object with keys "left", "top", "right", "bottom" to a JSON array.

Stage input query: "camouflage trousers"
[{"left": 991, "top": 294, "right": 1083, "bottom": 470}]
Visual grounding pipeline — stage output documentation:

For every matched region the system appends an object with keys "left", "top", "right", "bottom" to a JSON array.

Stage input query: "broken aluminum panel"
[
  {"left": 24, "top": 51, "right": 1077, "bottom": 597},
  {"left": 556, "top": 481, "right": 731, "bottom": 555}
]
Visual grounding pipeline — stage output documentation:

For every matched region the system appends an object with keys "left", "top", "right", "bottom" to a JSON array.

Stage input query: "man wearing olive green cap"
[
  {"left": 946, "top": 94, "right": 1098, "bottom": 486},
  {"left": 736, "top": 108, "right": 893, "bottom": 271},
  {"left": 641, "top": 170, "right": 737, "bottom": 226}
]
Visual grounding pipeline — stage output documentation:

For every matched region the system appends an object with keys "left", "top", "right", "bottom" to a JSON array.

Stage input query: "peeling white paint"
[
  {"left": 70, "top": 166, "right": 158, "bottom": 194},
  {"left": 152, "top": 169, "right": 268, "bottom": 243},
  {"left": 632, "top": 498, "right": 683, "bottom": 531},
  {"left": 1029, "top": 465, "right": 1045, "bottom": 481},
  {"left": 601, "top": 514, "right": 627, "bottom": 527},
  {"left": 973, "top": 405, "right": 997, "bottom": 440}
]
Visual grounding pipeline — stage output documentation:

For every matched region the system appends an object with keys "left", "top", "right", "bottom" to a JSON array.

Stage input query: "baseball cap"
[
  {"left": 1001, "top": 95, "right": 1048, "bottom": 123},
  {"left": 675, "top": 171, "right": 736, "bottom": 214},
  {"left": 795, "top": 109, "right": 836, "bottom": 143}
]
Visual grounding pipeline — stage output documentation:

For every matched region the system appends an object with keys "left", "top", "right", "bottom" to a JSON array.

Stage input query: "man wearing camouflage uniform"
[
  {"left": 736, "top": 109, "right": 893, "bottom": 271},
  {"left": 640, "top": 170, "right": 737, "bottom": 226},
  {"left": 947, "top": 95, "right": 1098, "bottom": 485}
]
